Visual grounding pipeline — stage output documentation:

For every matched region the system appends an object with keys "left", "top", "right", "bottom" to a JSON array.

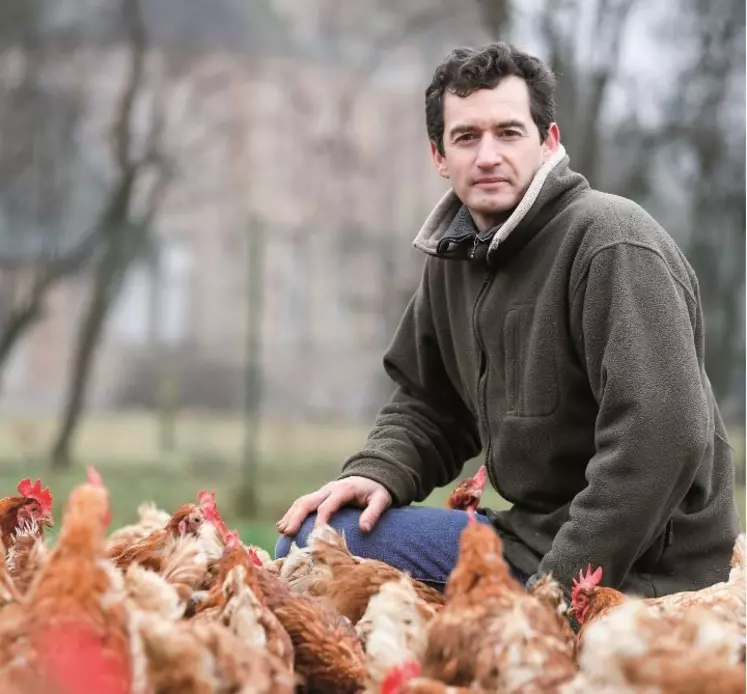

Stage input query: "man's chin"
[
  {"left": 470, "top": 202, "right": 518, "bottom": 218},
  {"left": 466, "top": 191, "right": 519, "bottom": 214}
]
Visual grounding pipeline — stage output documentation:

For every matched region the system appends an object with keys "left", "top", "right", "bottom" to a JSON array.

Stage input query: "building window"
[{"left": 110, "top": 240, "right": 193, "bottom": 346}]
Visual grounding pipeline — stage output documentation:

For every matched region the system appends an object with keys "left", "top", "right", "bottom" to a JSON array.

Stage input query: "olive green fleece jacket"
[{"left": 338, "top": 144, "right": 741, "bottom": 597}]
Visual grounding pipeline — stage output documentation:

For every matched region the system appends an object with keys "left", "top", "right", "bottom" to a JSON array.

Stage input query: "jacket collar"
[{"left": 413, "top": 144, "right": 574, "bottom": 259}]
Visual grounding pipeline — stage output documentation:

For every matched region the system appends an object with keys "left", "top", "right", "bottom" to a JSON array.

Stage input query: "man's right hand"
[{"left": 276, "top": 476, "right": 392, "bottom": 536}]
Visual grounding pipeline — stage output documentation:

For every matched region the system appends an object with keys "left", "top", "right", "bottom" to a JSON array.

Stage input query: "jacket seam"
[
  {"left": 714, "top": 430, "right": 733, "bottom": 450},
  {"left": 570, "top": 240, "right": 698, "bottom": 310}
]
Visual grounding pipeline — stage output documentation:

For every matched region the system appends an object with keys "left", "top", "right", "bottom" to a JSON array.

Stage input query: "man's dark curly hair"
[{"left": 426, "top": 42, "right": 556, "bottom": 155}]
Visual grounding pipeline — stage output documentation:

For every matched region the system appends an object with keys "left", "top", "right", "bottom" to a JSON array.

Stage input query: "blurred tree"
[
  {"left": 49, "top": 0, "right": 171, "bottom": 469},
  {"left": 474, "top": 0, "right": 511, "bottom": 37},
  {"left": 535, "top": 0, "right": 640, "bottom": 189},
  {"left": 0, "top": 0, "right": 103, "bottom": 381},
  {"left": 48, "top": 0, "right": 249, "bottom": 469},
  {"left": 658, "top": 0, "right": 745, "bottom": 418}
]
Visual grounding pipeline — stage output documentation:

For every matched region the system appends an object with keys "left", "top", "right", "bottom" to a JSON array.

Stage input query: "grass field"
[{"left": 0, "top": 411, "right": 743, "bottom": 552}]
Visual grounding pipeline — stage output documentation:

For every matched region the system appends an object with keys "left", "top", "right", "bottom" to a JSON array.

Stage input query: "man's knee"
[{"left": 273, "top": 506, "right": 365, "bottom": 559}]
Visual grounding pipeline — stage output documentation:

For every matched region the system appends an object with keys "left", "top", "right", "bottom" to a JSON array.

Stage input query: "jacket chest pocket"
[{"left": 503, "top": 305, "right": 559, "bottom": 417}]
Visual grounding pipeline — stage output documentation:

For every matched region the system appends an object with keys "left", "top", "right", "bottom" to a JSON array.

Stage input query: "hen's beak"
[{"left": 42, "top": 513, "right": 55, "bottom": 528}]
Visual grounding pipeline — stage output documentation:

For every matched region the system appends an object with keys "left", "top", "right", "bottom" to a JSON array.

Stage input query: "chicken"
[
  {"left": 192, "top": 531, "right": 295, "bottom": 671},
  {"left": 356, "top": 574, "right": 439, "bottom": 690},
  {"left": 0, "top": 478, "right": 54, "bottom": 550},
  {"left": 0, "top": 467, "right": 146, "bottom": 694},
  {"left": 220, "top": 564, "right": 295, "bottom": 672},
  {"left": 571, "top": 532, "right": 746, "bottom": 645},
  {"left": 191, "top": 491, "right": 270, "bottom": 594},
  {"left": 445, "top": 466, "right": 488, "bottom": 513},
  {"left": 5, "top": 519, "right": 47, "bottom": 595},
  {"left": 124, "top": 563, "right": 186, "bottom": 621},
  {"left": 562, "top": 599, "right": 746, "bottom": 694},
  {"left": 106, "top": 501, "right": 172, "bottom": 551},
  {"left": 275, "top": 542, "right": 315, "bottom": 592},
  {"left": 256, "top": 565, "right": 368, "bottom": 694},
  {"left": 305, "top": 523, "right": 445, "bottom": 625},
  {"left": 159, "top": 533, "right": 210, "bottom": 602},
  {"left": 0, "top": 539, "right": 23, "bottom": 607},
  {"left": 138, "top": 610, "right": 295, "bottom": 694},
  {"left": 525, "top": 573, "right": 575, "bottom": 643},
  {"left": 122, "top": 535, "right": 208, "bottom": 621},
  {"left": 108, "top": 493, "right": 212, "bottom": 572},
  {"left": 419, "top": 512, "right": 576, "bottom": 693},
  {"left": 380, "top": 661, "right": 488, "bottom": 694},
  {"left": 191, "top": 530, "right": 265, "bottom": 617}
]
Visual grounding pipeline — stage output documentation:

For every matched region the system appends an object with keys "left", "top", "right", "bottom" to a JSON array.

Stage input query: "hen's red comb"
[
  {"left": 247, "top": 547, "right": 263, "bottom": 567},
  {"left": 473, "top": 464, "right": 488, "bottom": 489},
  {"left": 199, "top": 489, "right": 230, "bottom": 542},
  {"left": 17, "top": 478, "right": 53, "bottom": 514},
  {"left": 86, "top": 466, "right": 104, "bottom": 488},
  {"left": 380, "top": 660, "right": 421, "bottom": 694},
  {"left": 571, "top": 564, "right": 603, "bottom": 601}
]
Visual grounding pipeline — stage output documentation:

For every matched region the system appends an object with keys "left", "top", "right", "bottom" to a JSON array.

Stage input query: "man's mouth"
[{"left": 474, "top": 177, "right": 508, "bottom": 186}]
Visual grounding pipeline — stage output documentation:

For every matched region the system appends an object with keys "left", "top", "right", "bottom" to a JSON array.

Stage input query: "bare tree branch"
[
  {"left": 335, "top": 2, "right": 469, "bottom": 126},
  {"left": 111, "top": 0, "right": 146, "bottom": 174},
  {"left": 50, "top": 0, "right": 155, "bottom": 469},
  {"left": 576, "top": 0, "right": 638, "bottom": 177}
]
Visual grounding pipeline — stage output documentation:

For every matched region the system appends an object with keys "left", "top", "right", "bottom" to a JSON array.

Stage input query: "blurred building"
[{"left": 0, "top": 1, "right": 452, "bottom": 420}]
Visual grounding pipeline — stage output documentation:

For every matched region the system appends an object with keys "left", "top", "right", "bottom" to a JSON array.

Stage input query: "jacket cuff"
[{"left": 337, "top": 456, "right": 416, "bottom": 506}]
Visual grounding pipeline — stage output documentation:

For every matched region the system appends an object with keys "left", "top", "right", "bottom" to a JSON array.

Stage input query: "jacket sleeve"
[
  {"left": 538, "top": 241, "right": 712, "bottom": 590},
  {"left": 338, "top": 261, "right": 482, "bottom": 505}
]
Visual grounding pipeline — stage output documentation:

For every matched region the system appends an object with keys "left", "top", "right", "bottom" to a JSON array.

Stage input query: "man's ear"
[
  {"left": 430, "top": 140, "right": 449, "bottom": 178},
  {"left": 542, "top": 123, "right": 561, "bottom": 158}
]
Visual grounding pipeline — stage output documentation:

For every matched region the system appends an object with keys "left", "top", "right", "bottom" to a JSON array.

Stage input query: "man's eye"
[
  {"left": 456, "top": 133, "right": 477, "bottom": 143},
  {"left": 500, "top": 130, "right": 523, "bottom": 139}
]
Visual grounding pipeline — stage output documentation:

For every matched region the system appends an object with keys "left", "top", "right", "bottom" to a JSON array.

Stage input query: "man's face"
[{"left": 430, "top": 76, "right": 560, "bottom": 232}]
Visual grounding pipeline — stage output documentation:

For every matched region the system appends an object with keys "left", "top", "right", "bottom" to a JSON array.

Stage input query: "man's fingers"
[
  {"left": 278, "top": 488, "right": 330, "bottom": 535},
  {"left": 359, "top": 490, "right": 391, "bottom": 533},
  {"left": 315, "top": 488, "right": 353, "bottom": 528}
]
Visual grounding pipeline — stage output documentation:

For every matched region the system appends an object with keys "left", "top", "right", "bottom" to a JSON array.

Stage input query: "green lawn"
[{"left": 0, "top": 411, "right": 742, "bottom": 553}]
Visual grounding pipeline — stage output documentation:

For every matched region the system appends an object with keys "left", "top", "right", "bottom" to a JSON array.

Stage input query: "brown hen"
[
  {"left": 571, "top": 532, "right": 746, "bottom": 646},
  {"left": 306, "top": 523, "right": 445, "bottom": 625},
  {"left": 108, "top": 495, "right": 211, "bottom": 572},
  {"left": 0, "top": 467, "right": 143, "bottom": 694},
  {"left": 420, "top": 512, "right": 576, "bottom": 693},
  {"left": 0, "top": 478, "right": 53, "bottom": 550},
  {"left": 256, "top": 565, "right": 368, "bottom": 694}
]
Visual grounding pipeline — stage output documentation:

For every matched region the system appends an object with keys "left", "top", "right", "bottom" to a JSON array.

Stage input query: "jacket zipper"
[{"left": 471, "top": 264, "right": 501, "bottom": 496}]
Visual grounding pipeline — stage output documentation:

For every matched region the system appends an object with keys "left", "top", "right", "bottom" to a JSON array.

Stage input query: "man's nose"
[{"left": 475, "top": 134, "right": 503, "bottom": 168}]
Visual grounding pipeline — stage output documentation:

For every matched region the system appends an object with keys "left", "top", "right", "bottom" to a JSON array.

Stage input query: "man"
[{"left": 275, "top": 42, "right": 740, "bottom": 596}]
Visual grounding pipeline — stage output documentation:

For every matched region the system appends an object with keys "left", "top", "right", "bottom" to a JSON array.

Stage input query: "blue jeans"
[{"left": 273, "top": 505, "right": 531, "bottom": 591}]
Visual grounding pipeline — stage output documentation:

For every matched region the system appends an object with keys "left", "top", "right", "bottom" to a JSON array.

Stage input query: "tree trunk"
[
  {"left": 49, "top": 250, "right": 120, "bottom": 469},
  {"left": 0, "top": 293, "right": 45, "bottom": 374}
]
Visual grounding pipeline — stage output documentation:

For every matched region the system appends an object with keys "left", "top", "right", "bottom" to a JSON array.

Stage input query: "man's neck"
[{"left": 470, "top": 208, "right": 513, "bottom": 235}]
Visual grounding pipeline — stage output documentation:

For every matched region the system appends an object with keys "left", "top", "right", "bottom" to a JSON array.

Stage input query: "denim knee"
[
  {"left": 274, "top": 532, "right": 292, "bottom": 560},
  {"left": 272, "top": 507, "right": 363, "bottom": 559}
]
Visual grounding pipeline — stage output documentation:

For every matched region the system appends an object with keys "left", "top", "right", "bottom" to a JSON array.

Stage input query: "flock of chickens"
[{"left": 0, "top": 467, "right": 743, "bottom": 694}]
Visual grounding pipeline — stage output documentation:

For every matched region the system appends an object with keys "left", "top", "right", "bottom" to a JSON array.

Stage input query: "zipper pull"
[{"left": 468, "top": 234, "right": 479, "bottom": 260}]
